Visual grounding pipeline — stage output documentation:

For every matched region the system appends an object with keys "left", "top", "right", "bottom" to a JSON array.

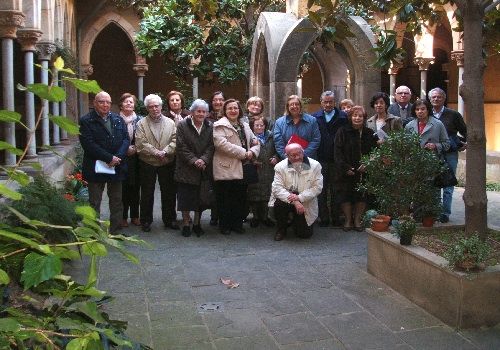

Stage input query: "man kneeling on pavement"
[{"left": 269, "top": 143, "right": 323, "bottom": 241}]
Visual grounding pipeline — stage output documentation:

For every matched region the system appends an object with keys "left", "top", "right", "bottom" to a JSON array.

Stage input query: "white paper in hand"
[
  {"left": 95, "top": 160, "right": 115, "bottom": 174},
  {"left": 376, "top": 129, "right": 388, "bottom": 141}
]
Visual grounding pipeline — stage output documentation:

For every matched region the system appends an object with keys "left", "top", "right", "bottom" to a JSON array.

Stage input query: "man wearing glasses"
[
  {"left": 388, "top": 85, "right": 414, "bottom": 126},
  {"left": 79, "top": 91, "right": 130, "bottom": 233}
]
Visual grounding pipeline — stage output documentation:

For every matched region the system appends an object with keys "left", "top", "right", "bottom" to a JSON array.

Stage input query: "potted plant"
[
  {"left": 359, "top": 131, "right": 442, "bottom": 219},
  {"left": 371, "top": 214, "right": 391, "bottom": 232},
  {"left": 444, "top": 233, "right": 491, "bottom": 271},
  {"left": 414, "top": 201, "right": 443, "bottom": 227},
  {"left": 393, "top": 215, "right": 416, "bottom": 245}
]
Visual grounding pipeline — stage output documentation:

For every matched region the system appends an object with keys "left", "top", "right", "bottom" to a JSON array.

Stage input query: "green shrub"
[
  {"left": 4, "top": 175, "right": 80, "bottom": 242},
  {"left": 444, "top": 233, "right": 491, "bottom": 270}
]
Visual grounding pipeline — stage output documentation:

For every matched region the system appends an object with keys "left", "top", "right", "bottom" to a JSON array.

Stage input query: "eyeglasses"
[
  {"left": 147, "top": 104, "right": 162, "bottom": 109},
  {"left": 96, "top": 100, "right": 112, "bottom": 105},
  {"left": 396, "top": 92, "right": 410, "bottom": 95}
]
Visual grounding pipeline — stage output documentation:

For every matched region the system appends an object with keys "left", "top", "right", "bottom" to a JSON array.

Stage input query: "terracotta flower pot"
[
  {"left": 371, "top": 215, "right": 391, "bottom": 232},
  {"left": 422, "top": 216, "right": 434, "bottom": 227}
]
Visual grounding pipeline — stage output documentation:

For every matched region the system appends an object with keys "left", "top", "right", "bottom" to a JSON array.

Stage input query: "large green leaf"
[
  {"left": 0, "top": 268, "right": 10, "bottom": 285},
  {"left": 70, "top": 301, "right": 106, "bottom": 323},
  {"left": 76, "top": 205, "right": 97, "bottom": 220},
  {"left": 5, "top": 168, "right": 30, "bottom": 186},
  {"left": 63, "top": 78, "right": 102, "bottom": 94},
  {"left": 20, "top": 252, "right": 63, "bottom": 289},
  {"left": 48, "top": 115, "right": 80, "bottom": 135},
  {"left": 0, "top": 184, "right": 22, "bottom": 200},
  {"left": 0, "top": 141, "right": 23, "bottom": 156},
  {"left": 66, "top": 337, "right": 88, "bottom": 350},
  {"left": 26, "top": 83, "right": 66, "bottom": 102},
  {"left": 0, "top": 318, "right": 20, "bottom": 332},
  {"left": 0, "top": 110, "right": 21, "bottom": 123},
  {"left": 82, "top": 242, "right": 107, "bottom": 257}
]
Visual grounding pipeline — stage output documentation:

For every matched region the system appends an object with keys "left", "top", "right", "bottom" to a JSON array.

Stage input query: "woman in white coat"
[{"left": 213, "top": 99, "right": 260, "bottom": 235}]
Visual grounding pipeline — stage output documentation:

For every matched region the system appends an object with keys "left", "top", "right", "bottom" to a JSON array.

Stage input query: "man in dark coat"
[
  {"left": 429, "top": 87, "right": 467, "bottom": 223},
  {"left": 312, "top": 90, "right": 348, "bottom": 227},
  {"left": 79, "top": 91, "right": 129, "bottom": 233},
  {"left": 388, "top": 85, "right": 413, "bottom": 126}
]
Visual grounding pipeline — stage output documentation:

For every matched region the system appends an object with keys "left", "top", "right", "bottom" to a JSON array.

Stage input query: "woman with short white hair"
[{"left": 174, "top": 99, "right": 214, "bottom": 237}]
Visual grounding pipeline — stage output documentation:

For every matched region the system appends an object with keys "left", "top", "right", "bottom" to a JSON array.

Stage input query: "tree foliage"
[
  {"left": 134, "top": 0, "right": 285, "bottom": 84},
  {"left": 0, "top": 57, "right": 151, "bottom": 349}
]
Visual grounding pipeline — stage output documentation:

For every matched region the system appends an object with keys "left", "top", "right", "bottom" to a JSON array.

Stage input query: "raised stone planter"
[{"left": 366, "top": 228, "right": 500, "bottom": 329}]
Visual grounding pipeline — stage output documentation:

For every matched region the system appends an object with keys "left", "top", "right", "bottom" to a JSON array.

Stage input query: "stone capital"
[
  {"left": 81, "top": 64, "right": 94, "bottom": 77},
  {"left": 0, "top": 10, "right": 25, "bottom": 39},
  {"left": 17, "top": 29, "right": 43, "bottom": 51},
  {"left": 414, "top": 57, "right": 434, "bottom": 71},
  {"left": 451, "top": 50, "right": 464, "bottom": 67},
  {"left": 388, "top": 61, "right": 403, "bottom": 75},
  {"left": 133, "top": 63, "right": 148, "bottom": 77},
  {"left": 36, "top": 41, "right": 57, "bottom": 61}
]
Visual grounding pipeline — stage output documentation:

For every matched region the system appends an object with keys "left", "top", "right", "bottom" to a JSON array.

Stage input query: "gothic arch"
[
  {"left": 79, "top": 10, "right": 138, "bottom": 65},
  {"left": 250, "top": 13, "right": 379, "bottom": 117}
]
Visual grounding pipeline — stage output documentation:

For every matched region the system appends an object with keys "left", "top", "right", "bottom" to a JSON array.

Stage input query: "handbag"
[
  {"left": 433, "top": 158, "right": 458, "bottom": 188},
  {"left": 242, "top": 161, "right": 259, "bottom": 184}
]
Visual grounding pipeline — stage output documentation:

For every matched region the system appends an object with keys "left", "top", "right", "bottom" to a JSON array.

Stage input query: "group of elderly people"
[{"left": 80, "top": 86, "right": 465, "bottom": 240}]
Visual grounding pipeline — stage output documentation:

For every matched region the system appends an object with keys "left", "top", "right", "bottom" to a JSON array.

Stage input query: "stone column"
[
  {"left": 388, "top": 62, "right": 402, "bottom": 104},
  {"left": 80, "top": 64, "right": 93, "bottom": 115},
  {"left": 133, "top": 63, "right": 148, "bottom": 101},
  {"left": 36, "top": 41, "right": 56, "bottom": 154},
  {"left": 192, "top": 77, "right": 199, "bottom": 99},
  {"left": 17, "top": 29, "right": 42, "bottom": 160},
  {"left": 0, "top": 10, "right": 25, "bottom": 166},
  {"left": 51, "top": 67, "right": 60, "bottom": 146},
  {"left": 60, "top": 80, "right": 68, "bottom": 143},
  {"left": 414, "top": 57, "right": 434, "bottom": 99},
  {"left": 451, "top": 50, "right": 465, "bottom": 117}
]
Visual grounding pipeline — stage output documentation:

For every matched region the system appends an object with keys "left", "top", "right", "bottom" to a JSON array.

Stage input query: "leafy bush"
[
  {"left": 444, "top": 233, "right": 491, "bottom": 270},
  {"left": 3, "top": 176, "right": 80, "bottom": 242},
  {"left": 359, "top": 131, "right": 443, "bottom": 218},
  {"left": 393, "top": 215, "right": 416, "bottom": 238},
  {"left": 0, "top": 57, "right": 151, "bottom": 349}
]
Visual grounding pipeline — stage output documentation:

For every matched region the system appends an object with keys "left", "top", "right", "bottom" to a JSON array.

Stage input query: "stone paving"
[{"left": 95, "top": 188, "right": 500, "bottom": 349}]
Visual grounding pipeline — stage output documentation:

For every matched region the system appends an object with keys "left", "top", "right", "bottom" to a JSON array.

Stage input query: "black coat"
[
  {"left": 174, "top": 117, "right": 214, "bottom": 185},
  {"left": 312, "top": 107, "right": 348, "bottom": 162},
  {"left": 334, "top": 124, "right": 378, "bottom": 187},
  {"left": 436, "top": 107, "right": 467, "bottom": 152},
  {"left": 79, "top": 111, "right": 130, "bottom": 182}
]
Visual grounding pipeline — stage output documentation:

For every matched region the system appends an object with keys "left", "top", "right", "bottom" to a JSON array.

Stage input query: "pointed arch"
[{"left": 79, "top": 9, "right": 138, "bottom": 65}]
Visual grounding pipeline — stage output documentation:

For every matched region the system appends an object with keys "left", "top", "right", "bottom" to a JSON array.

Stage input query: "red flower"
[{"left": 63, "top": 193, "right": 75, "bottom": 202}]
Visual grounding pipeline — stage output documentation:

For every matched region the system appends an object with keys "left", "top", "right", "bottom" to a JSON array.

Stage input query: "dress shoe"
[
  {"left": 220, "top": 228, "right": 231, "bottom": 235},
  {"left": 182, "top": 226, "right": 191, "bottom": 237},
  {"left": 263, "top": 219, "right": 275, "bottom": 227},
  {"left": 319, "top": 220, "right": 330, "bottom": 227},
  {"left": 250, "top": 219, "right": 260, "bottom": 228},
  {"left": 131, "top": 218, "right": 141, "bottom": 226},
  {"left": 142, "top": 223, "right": 151, "bottom": 232},
  {"left": 165, "top": 222, "right": 180, "bottom": 230},
  {"left": 354, "top": 226, "right": 364, "bottom": 232},
  {"left": 274, "top": 229, "right": 286, "bottom": 241},
  {"left": 232, "top": 227, "right": 245, "bottom": 234},
  {"left": 192, "top": 225, "right": 205, "bottom": 237},
  {"left": 120, "top": 219, "right": 129, "bottom": 228},
  {"left": 210, "top": 218, "right": 218, "bottom": 226},
  {"left": 343, "top": 225, "right": 353, "bottom": 232},
  {"left": 439, "top": 214, "right": 449, "bottom": 223}
]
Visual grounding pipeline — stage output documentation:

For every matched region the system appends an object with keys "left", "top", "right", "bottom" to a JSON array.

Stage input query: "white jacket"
[{"left": 269, "top": 157, "right": 323, "bottom": 226}]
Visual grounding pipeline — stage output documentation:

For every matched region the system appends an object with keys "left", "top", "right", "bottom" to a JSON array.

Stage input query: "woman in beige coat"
[{"left": 213, "top": 99, "right": 260, "bottom": 235}]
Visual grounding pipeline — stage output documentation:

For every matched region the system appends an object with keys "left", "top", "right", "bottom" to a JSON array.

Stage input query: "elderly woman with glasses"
[{"left": 135, "top": 94, "right": 178, "bottom": 232}]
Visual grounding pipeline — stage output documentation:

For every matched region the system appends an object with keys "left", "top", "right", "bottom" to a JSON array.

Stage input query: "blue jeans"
[{"left": 442, "top": 151, "right": 458, "bottom": 217}]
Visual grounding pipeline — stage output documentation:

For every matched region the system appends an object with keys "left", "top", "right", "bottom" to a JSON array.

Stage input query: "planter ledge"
[{"left": 366, "top": 228, "right": 500, "bottom": 329}]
